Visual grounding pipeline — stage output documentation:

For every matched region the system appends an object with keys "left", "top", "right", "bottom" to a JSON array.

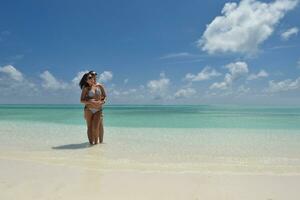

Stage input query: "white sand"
[
  {"left": 1, "top": 158, "right": 300, "bottom": 200},
  {"left": 1, "top": 122, "right": 300, "bottom": 199}
]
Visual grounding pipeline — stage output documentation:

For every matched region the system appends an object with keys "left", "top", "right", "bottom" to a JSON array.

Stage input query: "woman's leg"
[
  {"left": 84, "top": 108, "right": 94, "bottom": 144},
  {"left": 92, "top": 111, "right": 101, "bottom": 144},
  {"left": 99, "top": 112, "right": 104, "bottom": 143}
]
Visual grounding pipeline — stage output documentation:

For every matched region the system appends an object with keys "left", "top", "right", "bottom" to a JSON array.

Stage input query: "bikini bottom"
[
  {"left": 89, "top": 108, "right": 101, "bottom": 114},
  {"left": 85, "top": 106, "right": 102, "bottom": 114}
]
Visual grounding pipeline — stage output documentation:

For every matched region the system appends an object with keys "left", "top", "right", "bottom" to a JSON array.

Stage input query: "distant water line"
[{"left": 0, "top": 104, "right": 300, "bottom": 129}]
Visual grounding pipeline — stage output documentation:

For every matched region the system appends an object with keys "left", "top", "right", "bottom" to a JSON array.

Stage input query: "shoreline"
[{"left": 1, "top": 122, "right": 300, "bottom": 175}]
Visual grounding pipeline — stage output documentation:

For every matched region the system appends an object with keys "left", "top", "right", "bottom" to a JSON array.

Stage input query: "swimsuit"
[
  {"left": 86, "top": 87, "right": 102, "bottom": 114},
  {"left": 88, "top": 88, "right": 101, "bottom": 97},
  {"left": 88, "top": 108, "right": 102, "bottom": 114}
]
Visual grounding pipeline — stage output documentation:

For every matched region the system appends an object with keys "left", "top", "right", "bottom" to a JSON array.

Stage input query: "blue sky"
[{"left": 0, "top": 0, "right": 300, "bottom": 105}]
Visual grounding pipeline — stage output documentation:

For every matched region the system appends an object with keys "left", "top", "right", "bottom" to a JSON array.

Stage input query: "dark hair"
[
  {"left": 79, "top": 73, "right": 90, "bottom": 89},
  {"left": 88, "top": 70, "right": 97, "bottom": 76}
]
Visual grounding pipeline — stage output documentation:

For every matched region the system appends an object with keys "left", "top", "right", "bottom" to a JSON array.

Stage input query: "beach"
[
  {"left": 1, "top": 0, "right": 300, "bottom": 198},
  {"left": 2, "top": 159, "right": 300, "bottom": 200},
  {"left": 1, "top": 105, "right": 300, "bottom": 199}
]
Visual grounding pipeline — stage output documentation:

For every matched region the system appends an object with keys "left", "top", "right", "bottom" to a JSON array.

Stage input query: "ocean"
[{"left": 0, "top": 104, "right": 300, "bottom": 174}]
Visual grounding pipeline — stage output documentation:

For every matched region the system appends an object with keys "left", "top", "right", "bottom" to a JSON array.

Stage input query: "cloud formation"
[
  {"left": 247, "top": 70, "right": 269, "bottom": 80},
  {"left": 40, "top": 71, "right": 69, "bottom": 90},
  {"left": 147, "top": 73, "right": 170, "bottom": 94},
  {"left": 99, "top": 71, "right": 113, "bottom": 82},
  {"left": 198, "top": 0, "right": 298, "bottom": 54},
  {"left": 72, "top": 70, "right": 89, "bottom": 87},
  {"left": 185, "top": 67, "right": 221, "bottom": 81},
  {"left": 0, "top": 65, "right": 23, "bottom": 81},
  {"left": 174, "top": 88, "right": 196, "bottom": 98},
  {"left": 0, "top": 65, "right": 36, "bottom": 99},
  {"left": 160, "top": 52, "right": 194, "bottom": 59},
  {"left": 111, "top": 88, "right": 137, "bottom": 96},
  {"left": 268, "top": 77, "right": 300, "bottom": 92},
  {"left": 281, "top": 27, "right": 299, "bottom": 40},
  {"left": 210, "top": 61, "right": 249, "bottom": 89}
]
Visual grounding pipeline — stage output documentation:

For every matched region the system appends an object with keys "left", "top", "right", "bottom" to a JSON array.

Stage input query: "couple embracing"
[{"left": 79, "top": 71, "right": 106, "bottom": 145}]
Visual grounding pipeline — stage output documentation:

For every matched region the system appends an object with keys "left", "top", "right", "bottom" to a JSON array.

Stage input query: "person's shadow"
[{"left": 52, "top": 142, "right": 92, "bottom": 150}]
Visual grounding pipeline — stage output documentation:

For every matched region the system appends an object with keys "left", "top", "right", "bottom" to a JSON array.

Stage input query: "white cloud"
[
  {"left": 0, "top": 65, "right": 23, "bottom": 81},
  {"left": 198, "top": 0, "right": 299, "bottom": 54},
  {"left": 210, "top": 80, "right": 229, "bottom": 90},
  {"left": 110, "top": 88, "right": 137, "bottom": 96},
  {"left": 210, "top": 61, "right": 249, "bottom": 90},
  {"left": 184, "top": 67, "right": 221, "bottom": 81},
  {"left": 226, "top": 61, "right": 249, "bottom": 79},
  {"left": 0, "top": 67, "right": 113, "bottom": 103},
  {"left": 99, "top": 71, "right": 113, "bottom": 82},
  {"left": 247, "top": 70, "right": 269, "bottom": 80},
  {"left": 72, "top": 70, "right": 89, "bottom": 87},
  {"left": 268, "top": 77, "right": 300, "bottom": 92},
  {"left": 0, "top": 65, "right": 37, "bottom": 99},
  {"left": 160, "top": 52, "right": 194, "bottom": 59},
  {"left": 281, "top": 27, "right": 299, "bottom": 40},
  {"left": 124, "top": 79, "right": 129, "bottom": 84},
  {"left": 147, "top": 72, "right": 170, "bottom": 94},
  {"left": 174, "top": 88, "right": 196, "bottom": 98},
  {"left": 40, "top": 71, "right": 68, "bottom": 90}
]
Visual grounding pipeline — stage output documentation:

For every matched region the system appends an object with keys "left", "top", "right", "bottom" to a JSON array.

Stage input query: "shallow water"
[{"left": 0, "top": 105, "right": 300, "bottom": 174}]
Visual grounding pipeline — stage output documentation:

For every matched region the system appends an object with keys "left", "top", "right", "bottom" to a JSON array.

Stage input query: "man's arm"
[{"left": 97, "top": 84, "right": 107, "bottom": 102}]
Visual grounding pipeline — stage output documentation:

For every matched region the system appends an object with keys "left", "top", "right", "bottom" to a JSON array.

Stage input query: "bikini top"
[{"left": 88, "top": 87, "right": 101, "bottom": 97}]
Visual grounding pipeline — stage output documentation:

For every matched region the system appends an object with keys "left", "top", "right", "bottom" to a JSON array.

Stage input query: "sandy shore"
[{"left": 1, "top": 158, "right": 300, "bottom": 200}]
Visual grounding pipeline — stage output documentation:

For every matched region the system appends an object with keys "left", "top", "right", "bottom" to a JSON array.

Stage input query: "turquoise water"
[
  {"left": 0, "top": 104, "right": 300, "bottom": 129},
  {"left": 1, "top": 104, "right": 300, "bottom": 174}
]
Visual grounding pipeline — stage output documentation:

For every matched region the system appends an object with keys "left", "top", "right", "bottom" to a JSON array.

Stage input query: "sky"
[{"left": 0, "top": 0, "right": 300, "bottom": 105}]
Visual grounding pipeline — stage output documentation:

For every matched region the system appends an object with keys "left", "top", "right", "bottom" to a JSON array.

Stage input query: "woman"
[{"left": 79, "top": 71, "right": 106, "bottom": 144}]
